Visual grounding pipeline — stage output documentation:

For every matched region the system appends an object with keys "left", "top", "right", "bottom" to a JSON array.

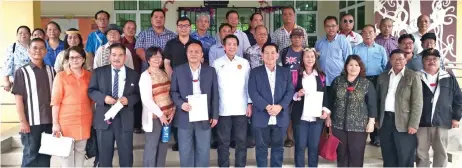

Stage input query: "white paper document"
[
  {"left": 188, "top": 94, "right": 209, "bottom": 122},
  {"left": 104, "top": 101, "right": 124, "bottom": 121},
  {"left": 302, "top": 91, "right": 324, "bottom": 120}
]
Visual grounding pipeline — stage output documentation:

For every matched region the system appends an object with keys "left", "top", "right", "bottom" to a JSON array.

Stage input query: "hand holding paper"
[
  {"left": 104, "top": 101, "right": 124, "bottom": 121},
  {"left": 188, "top": 94, "right": 209, "bottom": 122}
]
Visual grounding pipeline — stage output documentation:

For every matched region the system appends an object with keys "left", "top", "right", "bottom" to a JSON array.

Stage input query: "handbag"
[
  {"left": 318, "top": 126, "right": 340, "bottom": 161},
  {"left": 38, "top": 132, "right": 74, "bottom": 157},
  {"left": 85, "top": 127, "right": 98, "bottom": 159}
]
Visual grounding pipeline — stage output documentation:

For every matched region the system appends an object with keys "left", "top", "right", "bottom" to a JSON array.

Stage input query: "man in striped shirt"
[{"left": 12, "top": 38, "right": 56, "bottom": 167}]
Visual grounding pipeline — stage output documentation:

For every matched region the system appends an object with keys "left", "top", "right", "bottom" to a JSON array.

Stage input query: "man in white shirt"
[
  {"left": 376, "top": 49, "right": 423, "bottom": 167},
  {"left": 248, "top": 43, "right": 294, "bottom": 167},
  {"left": 213, "top": 34, "right": 252, "bottom": 167},
  {"left": 339, "top": 13, "right": 363, "bottom": 47},
  {"left": 215, "top": 10, "right": 251, "bottom": 57},
  {"left": 411, "top": 14, "right": 431, "bottom": 54}
]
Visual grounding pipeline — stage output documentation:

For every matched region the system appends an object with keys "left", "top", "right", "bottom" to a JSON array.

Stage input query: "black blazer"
[
  {"left": 291, "top": 71, "right": 329, "bottom": 125},
  {"left": 170, "top": 63, "right": 219, "bottom": 130},
  {"left": 88, "top": 65, "right": 140, "bottom": 131}
]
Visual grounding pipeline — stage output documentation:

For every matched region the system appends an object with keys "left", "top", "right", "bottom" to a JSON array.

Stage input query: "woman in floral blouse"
[
  {"left": 2, "top": 25, "right": 31, "bottom": 92},
  {"left": 326, "top": 55, "right": 377, "bottom": 167},
  {"left": 54, "top": 28, "right": 92, "bottom": 72}
]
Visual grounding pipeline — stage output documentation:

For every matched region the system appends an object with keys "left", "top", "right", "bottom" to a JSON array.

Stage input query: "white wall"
[
  {"left": 317, "top": 1, "right": 340, "bottom": 39},
  {"left": 41, "top": 1, "right": 114, "bottom": 17}
]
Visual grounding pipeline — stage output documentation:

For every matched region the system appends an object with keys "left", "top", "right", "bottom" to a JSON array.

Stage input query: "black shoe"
[
  {"left": 133, "top": 128, "right": 143, "bottom": 134},
  {"left": 172, "top": 143, "right": 179, "bottom": 151},
  {"left": 211, "top": 142, "right": 218, "bottom": 149},
  {"left": 229, "top": 141, "right": 236, "bottom": 149},
  {"left": 369, "top": 140, "right": 381, "bottom": 147},
  {"left": 247, "top": 141, "right": 255, "bottom": 148},
  {"left": 284, "top": 139, "right": 294, "bottom": 147}
]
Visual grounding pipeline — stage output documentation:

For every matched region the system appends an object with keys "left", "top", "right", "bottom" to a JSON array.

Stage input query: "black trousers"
[
  {"left": 332, "top": 128, "right": 368, "bottom": 167},
  {"left": 96, "top": 116, "right": 134, "bottom": 167},
  {"left": 379, "top": 112, "right": 417, "bottom": 167},
  {"left": 217, "top": 115, "right": 248, "bottom": 167},
  {"left": 134, "top": 102, "right": 142, "bottom": 129},
  {"left": 366, "top": 75, "right": 379, "bottom": 143},
  {"left": 20, "top": 124, "right": 52, "bottom": 167}
]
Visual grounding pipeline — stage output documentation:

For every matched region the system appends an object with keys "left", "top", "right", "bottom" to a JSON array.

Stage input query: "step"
[{"left": 1, "top": 146, "right": 383, "bottom": 167}]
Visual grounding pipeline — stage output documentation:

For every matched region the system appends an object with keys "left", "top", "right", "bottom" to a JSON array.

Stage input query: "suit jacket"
[
  {"left": 248, "top": 65, "right": 294, "bottom": 128},
  {"left": 376, "top": 68, "right": 423, "bottom": 132},
  {"left": 170, "top": 63, "right": 219, "bottom": 130},
  {"left": 291, "top": 72, "right": 329, "bottom": 125},
  {"left": 88, "top": 65, "right": 140, "bottom": 131}
]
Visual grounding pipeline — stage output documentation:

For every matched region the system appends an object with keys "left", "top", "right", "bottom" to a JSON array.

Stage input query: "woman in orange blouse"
[{"left": 51, "top": 46, "right": 92, "bottom": 167}]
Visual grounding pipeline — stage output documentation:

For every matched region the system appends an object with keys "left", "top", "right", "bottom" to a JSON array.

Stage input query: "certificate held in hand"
[
  {"left": 188, "top": 94, "right": 209, "bottom": 122},
  {"left": 302, "top": 91, "right": 324, "bottom": 119}
]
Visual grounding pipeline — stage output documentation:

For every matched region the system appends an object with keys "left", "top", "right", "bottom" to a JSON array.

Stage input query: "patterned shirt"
[
  {"left": 134, "top": 27, "right": 177, "bottom": 50},
  {"left": 2, "top": 42, "right": 30, "bottom": 79},
  {"left": 244, "top": 44, "right": 264, "bottom": 69},
  {"left": 375, "top": 34, "right": 399, "bottom": 56},
  {"left": 271, "top": 24, "right": 308, "bottom": 50},
  {"left": 191, "top": 31, "right": 216, "bottom": 62},
  {"left": 85, "top": 30, "right": 107, "bottom": 54},
  {"left": 43, "top": 40, "right": 65, "bottom": 66}
]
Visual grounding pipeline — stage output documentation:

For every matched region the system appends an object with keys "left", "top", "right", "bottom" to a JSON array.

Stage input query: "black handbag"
[{"left": 85, "top": 127, "right": 98, "bottom": 159}]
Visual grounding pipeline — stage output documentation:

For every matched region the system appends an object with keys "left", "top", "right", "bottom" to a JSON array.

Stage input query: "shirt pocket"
[{"left": 329, "top": 47, "right": 343, "bottom": 60}]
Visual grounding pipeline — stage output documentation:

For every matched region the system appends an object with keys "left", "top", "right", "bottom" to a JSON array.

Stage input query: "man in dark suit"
[
  {"left": 170, "top": 41, "right": 219, "bottom": 167},
  {"left": 248, "top": 43, "right": 294, "bottom": 167},
  {"left": 88, "top": 43, "right": 140, "bottom": 167}
]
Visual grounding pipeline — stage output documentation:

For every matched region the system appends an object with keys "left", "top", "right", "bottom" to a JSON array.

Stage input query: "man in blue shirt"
[
  {"left": 315, "top": 16, "right": 352, "bottom": 87},
  {"left": 209, "top": 23, "right": 233, "bottom": 65},
  {"left": 399, "top": 34, "right": 423, "bottom": 71},
  {"left": 191, "top": 14, "right": 216, "bottom": 65},
  {"left": 352, "top": 24, "right": 387, "bottom": 147},
  {"left": 86, "top": 10, "right": 109, "bottom": 58}
]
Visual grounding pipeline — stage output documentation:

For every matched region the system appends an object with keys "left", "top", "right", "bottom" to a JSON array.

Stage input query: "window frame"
[
  {"left": 338, "top": 0, "right": 366, "bottom": 32},
  {"left": 113, "top": 0, "right": 158, "bottom": 35}
]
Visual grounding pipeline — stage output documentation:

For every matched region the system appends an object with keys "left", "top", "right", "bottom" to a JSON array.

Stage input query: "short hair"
[
  {"left": 95, "top": 10, "right": 110, "bottom": 19},
  {"left": 223, "top": 34, "right": 240, "bottom": 46},
  {"left": 379, "top": 18, "right": 393, "bottom": 26},
  {"left": 145, "top": 46, "right": 164, "bottom": 61},
  {"left": 32, "top": 28, "right": 45, "bottom": 36},
  {"left": 255, "top": 25, "right": 268, "bottom": 33},
  {"left": 389, "top": 49, "right": 405, "bottom": 58},
  {"left": 151, "top": 9, "right": 165, "bottom": 18},
  {"left": 282, "top": 6, "right": 295, "bottom": 14},
  {"left": 417, "top": 14, "right": 430, "bottom": 24},
  {"left": 123, "top": 20, "right": 136, "bottom": 27},
  {"left": 196, "top": 13, "right": 210, "bottom": 22},
  {"left": 109, "top": 43, "right": 126, "bottom": 54},
  {"left": 324, "top": 16, "right": 338, "bottom": 25},
  {"left": 17, "top": 25, "right": 31, "bottom": 34},
  {"left": 340, "top": 13, "right": 354, "bottom": 20},
  {"left": 30, "top": 38, "right": 46, "bottom": 46},
  {"left": 226, "top": 10, "right": 239, "bottom": 19},
  {"left": 219, "top": 23, "right": 232, "bottom": 32},
  {"left": 344, "top": 55, "right": 366, "bottom": 77},
  {"left": 177, "top": 16, "right": 191, "bottom": 25},
  {"left": 398, "top": 34, "right": 415, "bottom": 43},
  {"left": 47, "top": 21, "right": 62, "bottom": 32},
  {"left": 362, "top": 24, "right": 376, "bottom": 32},
  {"left": 64, "top": 28, "right": 84, "bottom": 49},
  {"left": 64, "top": 46, "right": 87, "bottom": 67},
  {"left": 185, "top": 41, "right": 203, "bottom": 52},
  {"left": 262, "top": 43, "right": 279, "bottom": 53},
  {"left": 250, "top": 12, "right": 263, "bottom": 21}
]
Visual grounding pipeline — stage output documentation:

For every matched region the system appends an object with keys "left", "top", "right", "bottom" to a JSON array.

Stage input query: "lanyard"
[{"left": 191, "top": 66, "right": 201, "bottom": 82}]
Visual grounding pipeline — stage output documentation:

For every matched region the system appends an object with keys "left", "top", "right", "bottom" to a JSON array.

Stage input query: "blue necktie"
[{"left": 113, "top": 69, "right": 120, "bottom": 98}]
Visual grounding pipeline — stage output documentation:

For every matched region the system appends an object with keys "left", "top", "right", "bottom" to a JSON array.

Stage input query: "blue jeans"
[
  {"left": 177, "top": 123, "right": 211, "bottom": 167},
  {"left": 293, "top": 120, "right": 324, "bottom": 167},
  {"left": 20, "top": 124, "right": 52, "bottom": 167},
  {"left": 254, "top": 125, "right": 286, "bottom": 167}
]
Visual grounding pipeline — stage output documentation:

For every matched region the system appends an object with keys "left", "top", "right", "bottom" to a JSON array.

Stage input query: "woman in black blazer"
[{"left": 292, "top": 48, "right": 330, "bottom": 167}]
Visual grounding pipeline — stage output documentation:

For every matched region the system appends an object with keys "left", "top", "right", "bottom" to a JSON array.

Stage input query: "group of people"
[{"left": 2, "top": 6, "right": 461, "bottom": 168}]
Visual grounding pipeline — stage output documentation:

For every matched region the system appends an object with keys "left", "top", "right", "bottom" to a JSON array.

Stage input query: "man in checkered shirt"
[{"left": 271, "top": 6, "right": 308, "bottom": 50}]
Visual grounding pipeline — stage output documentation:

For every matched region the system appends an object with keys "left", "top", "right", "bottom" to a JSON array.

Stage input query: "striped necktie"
[{"left": 113, "top": 69, "right": 120, "bottom": 98}]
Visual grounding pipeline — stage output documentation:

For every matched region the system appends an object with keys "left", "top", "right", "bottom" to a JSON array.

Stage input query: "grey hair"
[{"left": 196, "top": 13, "right": 210, "bottom": 22}]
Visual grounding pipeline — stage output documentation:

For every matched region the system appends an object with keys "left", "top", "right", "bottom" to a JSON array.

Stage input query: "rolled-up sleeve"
[{"left": 139, "top": 72, "right": 163, "bottom": 117}]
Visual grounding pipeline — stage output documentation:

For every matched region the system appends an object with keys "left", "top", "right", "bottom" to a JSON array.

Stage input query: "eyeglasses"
[
  {"left": 391, "top": 58, "right": 406, "bottom": 62},
  {"left": 325, "top": 24, "right": 337, "bottom": 28},
  {"left": 69, "top": 56, "right": 83, "bottom": 61},
  {"left": 31, "top": 47, "right": 46, "bottom": 51},
  {"left": 177, "top": 24, "right": 191, "bottom": 29},
  {"left": 343, "top": 19, "right": 354, "bottom": 24}
]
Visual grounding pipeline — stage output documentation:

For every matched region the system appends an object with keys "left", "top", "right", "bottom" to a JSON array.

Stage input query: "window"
[
  {"left": 272, "top": 0, "right": 318, "bottom": 47},
  {"left": 114, "top": 0, "right": 161, "bottom": 33},
  {"left": 339, "top": 0, "right": 365, "bottom": 31}
]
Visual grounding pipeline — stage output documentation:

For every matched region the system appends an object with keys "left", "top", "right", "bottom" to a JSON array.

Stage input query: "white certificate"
[
  {"left": 104, "top": 101, "right": 124, "bottom": 121},
  {"left": 302, "top": 91, "right": 323, "bottom": 119},
  {"left": 188, "top": 94, "right": 209, "bottom": 122}
]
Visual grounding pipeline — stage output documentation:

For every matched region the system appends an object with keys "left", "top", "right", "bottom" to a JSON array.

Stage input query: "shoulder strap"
[{"left": 12, "top": 43, "right": 16, "bottom": 53}]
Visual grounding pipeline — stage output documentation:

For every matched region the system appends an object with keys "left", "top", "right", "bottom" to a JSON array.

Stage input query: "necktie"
[{"left": 113, "top": 69, "right": 120, "bottom": 98}]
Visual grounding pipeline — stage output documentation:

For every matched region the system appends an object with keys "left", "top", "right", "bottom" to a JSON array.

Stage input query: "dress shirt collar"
[
  {"left": 389, "top": 67, "right": 406, "bottom": 76},
  {"left": 359, "top": 42, "right": 377, "bottom": 47},
  {"left": 224, "top": 55, "right": 238, "bottom": 62},
  {"left": 111, "top": 65, "right": 126, "bottom": 73},
  {"left": 265, "top": 65, "right": 276, "bottom": 73},
  {"left": 279, "top": 24, "right": 299, "bottom": 32},
  {"left": 189, "top": 64, "right": 202, "bottom": 74},
  {"left": 376, "top": 34, "right": 397, "bottom": 40},
  {"left": 191, "top": 31, "right": 212, "bottom": 39},
  {"left": 323, "top": 34, "right": 339, "bottom": 41},
  {"left": 340, "top": 30, "right": 355, "bottom": 37},
  {"left": 147, "top": 27, "right": 173, "bottom": 35},
  {"left": 303, "top": 69, "right": 319, "bottom": 77},
  {"left": 29, "top": 62, "right": 44, "bottom": 69}
]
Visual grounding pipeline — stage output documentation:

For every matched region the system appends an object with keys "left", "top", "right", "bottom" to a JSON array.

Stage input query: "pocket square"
[{"left": 130, "top": 83, "right": 134, "bottom": 86}]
